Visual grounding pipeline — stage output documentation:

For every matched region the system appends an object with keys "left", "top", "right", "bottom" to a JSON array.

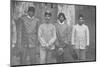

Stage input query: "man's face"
[
  {"left": 59, "top": 15, "right": 64, "bottom": 23},
  {"left": 45, "top": 14, "right": 51, "bottom": 22},
  {"left": 78, "top": 17, "right": 84, "bottom": 25},
  {"left": 28, "top": 11, "right": 35, "bottom": 18}
]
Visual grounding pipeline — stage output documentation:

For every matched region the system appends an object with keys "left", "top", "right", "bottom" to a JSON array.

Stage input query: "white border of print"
[{"left": 0, "top": 0, "right": 99, "bottom": 67}]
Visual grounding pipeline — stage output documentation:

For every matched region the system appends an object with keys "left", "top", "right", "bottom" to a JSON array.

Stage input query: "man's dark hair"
[
  {"left": 28, "top": 7, "right": 35, "bottom": 13},
  {"left": 44, "top": 11, "right": 52, "bottom": 17},
  {"left": 78, "top": 14, "right": 84, "bottom": 19},
  {"left": 58, "top": 12, "right": 66, "bottom": 20}
]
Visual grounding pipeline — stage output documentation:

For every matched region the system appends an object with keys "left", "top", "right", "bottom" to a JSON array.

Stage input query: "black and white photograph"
[{"left": 10, "top": 0, "right": 96, "bottom": 66}]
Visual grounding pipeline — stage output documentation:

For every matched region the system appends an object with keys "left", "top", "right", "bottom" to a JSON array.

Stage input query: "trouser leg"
[
  {"left": 74, "top": 49, "right": 86, "bottom": 61},
  {"left": 57, "top": 53, "right": 64, "bottom": 63},
  {"left": 46, "top": 50, "right": 57, "bottom": 63},
  {"left": 21, "top": 48, "right": 28, "bottom": 65},
  {"left": 63, "top": 44, "right": 74, "bottom": 62},
  {"left": 28, "top": 35, "right": 37, "bottom": 64},
  {"left": 74, "top": 49, "right": 80, "bottom": 61},
  {"left": 40, "top": 47, "right": 46, "bottom": 64},
  {"left": 80, "top": 49, "right": 86, "bottom": 61},
  {"left": 29, "top": 48, "right": 36, "bottom": 64}
]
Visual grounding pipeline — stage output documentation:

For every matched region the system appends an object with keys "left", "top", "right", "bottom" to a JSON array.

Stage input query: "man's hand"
[
  {"left": 58, "top": 48, "right": 64, "bottom": 53},
  {"left": 58, "top": 48, "right": 63, "bottom": 51},
  {"left": 72, "top": 45, "right": 75, "bottom": 49},
  {"left": 29, "top": 44, "right": 35, "bottom": 48},
  {"left": 12, "top": 43, "right": 16, "bottom": 48},
  {"left": 58, "top": 48, "right": 64, "bottom": 55},
  {"left": 86, "top": 46, "right": 89, "bottom": 51},
  {"left": 41, "top": 41, "right": 47, "bottom": 47}
]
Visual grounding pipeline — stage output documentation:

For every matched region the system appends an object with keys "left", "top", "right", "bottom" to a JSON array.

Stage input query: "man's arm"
[
  {"left": 12, "top": 20, "right": 17, "bottom": 47},
  {"left": 48, "top": 25, "right": 56, "bottom": 46},
  {"left": 38, "top": 24, "right": 47, "bottom": 46},
  {"left": 35, "top": 18, "right": 40, "bottom": 46},
  {"left": 71, "top": 25, "right": 76, "bottom": 45},
  {"left": 86, "top": 26, "right": 89, "bottom": 46}
]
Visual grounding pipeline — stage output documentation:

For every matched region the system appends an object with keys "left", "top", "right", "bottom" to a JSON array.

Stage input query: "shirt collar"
[
  {"left": 27, "top": 15, "right": 35, "bottom": 19},
  {"left": 57, "top": 20, "right": 65, "bottom": 25},
  {"left": 77, "top": 24, "right": 84, "bottom": 27}
]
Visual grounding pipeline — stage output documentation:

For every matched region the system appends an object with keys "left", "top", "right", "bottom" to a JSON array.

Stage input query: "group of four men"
[{"left": 14, "top": 6, "right": 89, "bottom": 65}]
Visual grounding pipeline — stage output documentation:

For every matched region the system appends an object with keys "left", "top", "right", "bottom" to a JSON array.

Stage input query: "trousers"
[
  {"left": 39, "top": 46, "right": 56, "bottom": 64},
  {"left": 74, "top": 49, "right": 86, "bottom": 61}
]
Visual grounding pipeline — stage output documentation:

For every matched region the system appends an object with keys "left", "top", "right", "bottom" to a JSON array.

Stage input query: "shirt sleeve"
[
  {"left": 12, "top": 20, "right": 17, "bottom": 44},
  {"left": 71, "top": 25, "right": 76, "bottom": 45},
  {"left": 49, "top": 25, "right": 57, "bottom": 46},
  {"left": 38, "top": 24, "right": 47, "bottom": 46},
  {"left": 86, "top": 26, "right": 89, "bottom": 46}
]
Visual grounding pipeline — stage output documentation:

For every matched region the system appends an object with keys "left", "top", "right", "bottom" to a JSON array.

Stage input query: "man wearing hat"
[
  {"left": 38, "top": 10, "right": 57, "bottom": 64},
  {"left": 71, "top": 14, "right": 90, "bottom": 61}
]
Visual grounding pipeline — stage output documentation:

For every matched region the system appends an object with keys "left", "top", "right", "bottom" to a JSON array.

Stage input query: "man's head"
[
  {"left": 27, "top": 7, "right": 35, "bottom": 18},
  {"left": 45, "top": 10, "right": 52, "bottom": 22},
  {"left": 58, "top": 13, "right": 66, "bottom": 23},
  {"left": 78, "top": 14, "right": 84, "bottom": 25}
]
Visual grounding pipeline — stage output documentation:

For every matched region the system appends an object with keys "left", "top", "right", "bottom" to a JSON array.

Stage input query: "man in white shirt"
[
  {"left": 38, "top": 11, "right": 57, "bottom": 64},
  {"left": 72, "top": 14, "right": 89, "bottom": 61}
]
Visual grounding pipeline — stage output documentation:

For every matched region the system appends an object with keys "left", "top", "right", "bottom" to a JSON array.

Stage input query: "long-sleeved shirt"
[
  {"left": 17, "top": 15, "right": 39, "bottom": 48},
  {"left": 38, "top": 23, "right": 56, "bottom": 49},
  {"left": 11, "top": 19, "right": 17, "bottom": 45},
  {"left": 55, "top": 20, "right": 72, "bottom": 46},
  {"left": 71, "top": 24, "right": 89, "bottom": 49}
]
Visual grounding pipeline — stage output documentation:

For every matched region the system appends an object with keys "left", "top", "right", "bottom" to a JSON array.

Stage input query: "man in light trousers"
[
  {"left": 38, "top": 11, "right": 57, "bottom": 64},
  {"left": 72, "top": 14, "right": 90, "bottom": 61}
]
